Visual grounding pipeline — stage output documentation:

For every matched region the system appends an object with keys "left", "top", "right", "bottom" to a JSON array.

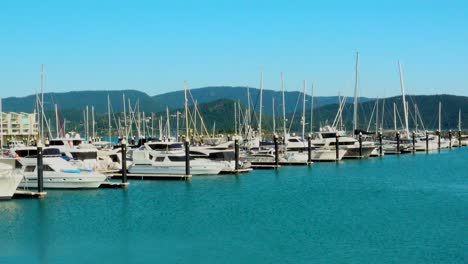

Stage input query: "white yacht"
[
  {"left": 0, "top": 160, "right": 23, "bottom": 199},
  {"left": 129, "top": 141, "right": 225, "bottom": 175},
  {"left": 284, "top": 135, "right": 346, "bottom": 161},
  {"left": 311, "top": 126, "right": 374, "bottom": 159},
  {"left": 18, "top": 156, "right": 107, "bottom": 189}
]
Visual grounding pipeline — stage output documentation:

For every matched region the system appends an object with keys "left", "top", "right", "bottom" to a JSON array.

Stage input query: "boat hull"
[
  {"left": 0, "top": 170, "right": 23, "bottom": 199},
  {"left": 19, "top": 173, "right": 106, "bottom": 189}
]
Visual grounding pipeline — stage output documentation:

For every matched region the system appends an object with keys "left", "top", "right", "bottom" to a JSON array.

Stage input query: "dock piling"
[
  {"left": 335, "top": 133, "right": 340, "bottom": 162},
  {"left": 378, "top": 132, "right": 383, "bottom": 156},
  {"left": 37, "top": 142, "right": 44, "bottom": 193},
  {"left": 234, "top": 137, "right": 240, "bottom": 171},
  {"left": 358, "top": 132, "right": 362, "bottom": 158},
  {"left": 437, "top": 130, "right": 441, "bottom": 150},
  {"left": 426, "top": 131, "right": 429, "bottom": 152},
  {"left": 121, "top": 139, "right": 127, "bottom": 184},
  {"left": 396, "top": 131, "right": 400, "bottom": 155},
  {"left": 307, "top": 134, "right": 312, "bottom": 164},
  {"left": 412, "top": 131, "right": 416, "bottom": 153},
  {"left": 274, "top": 135, "right": 279, "bottom": 168},
  {"left": 449, "top": 130, "right": 452, "bottom": 148},
  {"left": 459, "top": 130, "right": 462, "bottom": 148},
  {"left": 184, "top": 138, "right": 191, "bottom": 178}
]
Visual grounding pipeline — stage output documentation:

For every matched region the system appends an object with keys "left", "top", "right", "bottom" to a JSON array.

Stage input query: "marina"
[{"left": 1, "top": 1, "right": 468, "bottom": 262}]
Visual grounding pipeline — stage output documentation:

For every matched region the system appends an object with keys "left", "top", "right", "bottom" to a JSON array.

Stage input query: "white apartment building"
[{"left": 1, "top": 112, "right": 38, "bottom": 144}]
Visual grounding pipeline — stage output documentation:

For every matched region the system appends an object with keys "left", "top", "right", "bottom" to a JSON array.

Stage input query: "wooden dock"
[
  {"left": 13, "top": 190, "right": 47, "bottom": 198},
  {"left": 99, "top": 182, "right": 129, "bottom": 188},
  {"left": 250, "top": 164, "right": 281, "bottom": 169},
  {"left": 108, "top": 173, "right": 191, "bottom": 180},
  {"left": 219, "top": 168, "right": 253, "bottom": 174}
]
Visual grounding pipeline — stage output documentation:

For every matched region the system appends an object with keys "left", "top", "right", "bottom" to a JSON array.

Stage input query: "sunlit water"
[{"left": 1, "top": 149, "right": 467, "bottom": 263}]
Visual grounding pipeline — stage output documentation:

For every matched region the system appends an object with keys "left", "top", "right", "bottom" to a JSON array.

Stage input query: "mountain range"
[{"left": 2, "top": 87, "right": 467, "bottom": 134}]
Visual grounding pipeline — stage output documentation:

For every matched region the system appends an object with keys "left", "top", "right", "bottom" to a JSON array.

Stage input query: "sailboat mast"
[
  {"left": 459, "top": 109, "right": 462, "bottom": 131},
  {"left": 302, "top": 80, "right": 306, "bottom": 140},
  {"left": 310, "top": 83, "right": 314, "bottom": 133},
  {"left": 281, "top": 73, "right": 287, "bottom": 139},
  {"left": 92, "top": 106, "right": 95, "bottom": 141},
  {"left": 272, "top": 97, "right": 276, "bottom": 134},
  {"left": 40, "top": 64, "right": 45, "bottom": 141},
  {"left": 353, "top": 52, "right": 359, "bottom": 136},
  {"left": 393, "top": 102, "right": 397, "bottom": 131},
  {"left": 234, "top": 102, "right": 237, "bottom": 135},
  {"left": 123, "top": 94, "right": 127, "bottom": 139},
  {"left": 375, "top": 97, "right": 379, "bottom": 132},
  {"left": 55, "top": 104, "right": 59, "bottom": 138},
  {"left": 259, "top": 72, "right": 263, "bottom": 140},
  {"left": 184, "top": 81, "right": 189, "bottom": 140},
  {"left": 247, "top": 85, "right": 251, "bottom": 129},
  {"left": 108, "top": 95, "right": 112, "bottom": 142},
  {"left": 166, "top": 107, "right": 170, "bottom": 139},
  {"left": 398, "top": 62, "right": 410, "bottom": 137},
  {"left": 438, "top": 101, "right": 442, "bottom": 132}
]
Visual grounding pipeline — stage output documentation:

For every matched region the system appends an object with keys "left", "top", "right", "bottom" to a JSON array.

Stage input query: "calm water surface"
[{"left": 1, "top": 149, "right": 467, "bottom": 263}]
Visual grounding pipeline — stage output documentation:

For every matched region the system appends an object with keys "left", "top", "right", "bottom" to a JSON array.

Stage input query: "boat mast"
[
  {"left": 438, "top": 101, "right": 442, "bottom": 132},
  {"left": 353, "top": 52, "right": 359, "bottom": 136},
  {"left": 272, "top": 97, "right": 276, "bottom": 134},
  {"left": 107, "top": 95, "right": 112, "bottom": 142},
  {"left": 281, "top": 73, "right": 287, "bottom": 140},
  {"left": 259, "top": 72, "right": 263, "bottom": 140},
  {"left": 92, "top": 106, "right": 95, "bottom": 141},
  {"left": 234, "top": 102, "right": 237, "bottom": 136},
  {"left": 176, "top": 111, "right": 180, "bottom": 140},
  {"left": 310, "top": 83, "right": 314, "bottom": 134},
  {"left": 40, "top": 64, "right": 45, "bottom": 142},
  {"left": 54, "top": 104, "right": 59, "bottom": 138},
  {"left": 166, "top": 107, "right": 171, "bottom": 139},
  {"left": 459, "top": 109, "right": 462, "bottom": 131},
  {"left": 247, "top": 85, "right": 251, "bottom": 130},
  {"left": 301, "top": 80, "right": 306, "bottom": 140},
  {"left": 393, "top": 102, "right": 397, "bottom": 131},
  {"left": 398, "top": 62, "right": 410, "bottom": 137},
  {"left": 375, "top": 97, "right": 379, "bottom": 132},
  {"left": 122, "top": 93, "right": 127, "bottom": 139},
  {"left": 184, "top": 81, "right": 189, "bottom": 140}
]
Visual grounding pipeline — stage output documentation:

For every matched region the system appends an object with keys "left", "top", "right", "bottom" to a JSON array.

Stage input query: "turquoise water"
[{"left": 1, "top": 149, "right": 467, "bottom": 263}]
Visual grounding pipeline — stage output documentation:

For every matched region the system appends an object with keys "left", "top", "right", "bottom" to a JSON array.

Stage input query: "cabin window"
[
  {"left": 155, "top": 157, "right": 165, "bottom": 162},
  {"left": 25, "top": 165, "right": 36, "bottom": 172},
  {"left": 43, "top": 165, "right": 54, "bottom": 171},
  {"left": 49, "top": 140, "right": 65, "bottom": 146},
  {"left": 168, "top": 156, "right": 186, "bottom": 162},
  {"left": 149, "top": 154, "right": 154, "bottom": 160}
]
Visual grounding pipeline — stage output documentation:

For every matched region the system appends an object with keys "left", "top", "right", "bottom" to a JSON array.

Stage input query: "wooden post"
[
  {"left": 184, "top": 138, "right": 190, "bottom": 177},
  {"left": 234, "top": 137, "right": 239, "bottom": 171},
  {"left": 412, "top": 131, "right": 416, "bottom": 153},
  {"left": 335, "top": 133, "right": 340, "bottom": 161},
  {"left": 274, "top": 135, "right": 279, "bottom": 167},
  {"left": 307, "top": 134, "right": 312, "bottom": 164},
  {"left": 459, "top": 130, "right": 462, "bottom": 148},
  {"left": 358, "top": 132, "right": 362, "bottom": 158},
  {"left": 378, "top": 132, "right": 383, "bottom": 156},
  {"left": 121, "top": 139, "right": 127, "bottom": 183},
  {"left": 426, "top": 131, "right": 429, "bottom": 152},
  {"left": 448, "top": 130, "right": 452, "bottom": 148},
  {"left": 437, "top": 130, "right": 441, "bottom": 150},
  {"left": 37, "top": 143, "right": 44, "bottom": 192},
  {"left": 396, "top": 131, "right": 400, "bottom": 155}
]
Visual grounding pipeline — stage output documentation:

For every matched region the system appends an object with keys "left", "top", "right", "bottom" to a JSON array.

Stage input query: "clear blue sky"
[{"left": 0, "top": 0, "right": 467, "bottom": 98}]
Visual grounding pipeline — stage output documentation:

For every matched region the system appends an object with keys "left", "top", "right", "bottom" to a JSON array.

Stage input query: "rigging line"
[{"left": 287, "top": 89, "right": 303, "bottom": 134}]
